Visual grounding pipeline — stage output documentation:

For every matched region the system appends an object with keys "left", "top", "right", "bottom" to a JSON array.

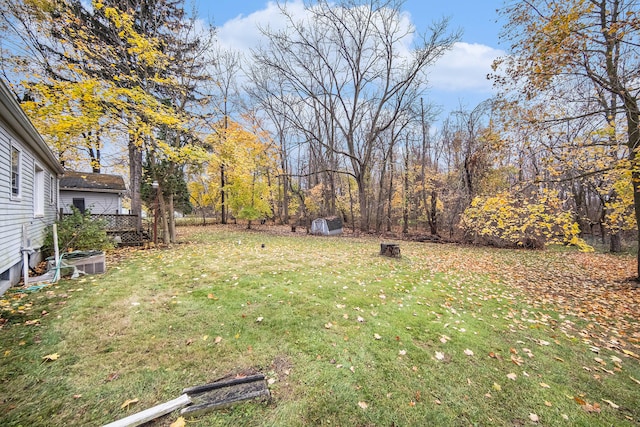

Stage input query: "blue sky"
[{"left": 197, "top": 0, "right": 507, "bottom": 118}]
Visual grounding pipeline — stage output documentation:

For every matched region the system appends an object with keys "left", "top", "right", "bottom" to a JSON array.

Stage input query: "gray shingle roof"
[{"left": 60, "top": 171, "right": 126, "bottom": 193}]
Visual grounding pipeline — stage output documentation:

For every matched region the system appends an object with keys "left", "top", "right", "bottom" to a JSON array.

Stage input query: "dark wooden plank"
[{"left": 182, "top": 374, "right": 266, "bottom": 396}]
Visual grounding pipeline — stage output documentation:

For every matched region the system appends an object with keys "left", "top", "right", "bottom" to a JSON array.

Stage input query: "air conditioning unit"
[{"left": 60, "top": 251, "right": 106, "bottom": 274}]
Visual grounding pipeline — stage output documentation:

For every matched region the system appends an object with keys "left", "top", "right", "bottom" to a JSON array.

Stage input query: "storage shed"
[
  {"left": 59, "top": 171, "right": 126, "bottom": 215},
  {"left": 310, "top": 216, "right": 343, "bottom": 236}
]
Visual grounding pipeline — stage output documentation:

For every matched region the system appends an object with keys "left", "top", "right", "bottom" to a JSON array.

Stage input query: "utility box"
[{"left": 48, "top": 251, "right": 106, "bottom": 275}]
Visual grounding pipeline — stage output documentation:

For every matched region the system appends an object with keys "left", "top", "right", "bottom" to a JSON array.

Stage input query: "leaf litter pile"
[
  {"left": 421, "top": 249, "right": 640, "bottom": 356},
  {"left": 0, "top": 227, "right": 639, "bottom": 426}
]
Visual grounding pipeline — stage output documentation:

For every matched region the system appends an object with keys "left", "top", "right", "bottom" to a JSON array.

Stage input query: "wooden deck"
[{"left": 61, "top": 213, "right": 150, "bottom": 246}]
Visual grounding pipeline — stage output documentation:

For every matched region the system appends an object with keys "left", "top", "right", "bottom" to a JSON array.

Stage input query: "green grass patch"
[{"left": 1, "top": 227, "right": 638, "bottom": 426}]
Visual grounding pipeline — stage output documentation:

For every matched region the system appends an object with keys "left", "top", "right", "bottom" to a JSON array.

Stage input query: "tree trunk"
[
  {"left": 402, "top": 142, "right": 409, "bottom": 235},
  {"left": 358, "top": 183, "right": 368, "bottom": 232},
  {"left": 429, "top": 189, "right": 438, "bottom": 235},
  {"left": 158, "top": 188, "right": 170, "bottom": 244},
  {"left": 376, "top": 159, "right": 388, "bottom": 233},
  {"left": 281, "top": 164, "right": 290, "bottom": 224},
  {"left": 169, "top": 195, "right": 176, "bottom": 243},
  {"left": 129, "top": 134, "right": 143, "bottom": 231},
  {"left": 609, "top": 232, "right": 622, "bottom": 253},
  {"left": 347, "top": 175, "right": 356, "bottom": 234},
  {"left": 632, "top": 168, "right": 640, "bottom": 280},
  {"left": 386, "top": 148, "right": 394, "bottom": 233},
  {"left": 624, "top": 100, "right": 640, "bottom": 280},
  {"left": 221, "top": 164, "right": 227, "bottom": 224}
]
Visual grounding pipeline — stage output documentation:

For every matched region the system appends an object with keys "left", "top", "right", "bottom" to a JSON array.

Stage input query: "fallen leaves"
[
  {"left": 574, "top": 397, "right": 601, "bottom": 413},
  {"left": 357, "top": 401, "right": 368, "bottom": 410},
  {"left": 120, "top": 398, "right": 139, "bottom": 410},
  {"left": 464, "top": 349, "right": 474, "bottom": 356},
  {"left": 170, "top": 417, "right": 186, "bottom": 427},
  {"left": 42, "top": 353, "right": 59, "bottom": 362}
]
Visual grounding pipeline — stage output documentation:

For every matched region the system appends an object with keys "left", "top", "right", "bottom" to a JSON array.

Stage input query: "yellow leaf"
[
  {"left": 602, "top": 399, "right": 619, "bottom": 409},
  {"left": 120, "top": 398, "right": 139, "bottom": 409},
  {"left": 529, "top": 413, "right": 539, "bottom": 422},
  {"left": 170, "top": 416, "right": 186, "bottom": 427},
  {"left": 358, "top": 401, "right": 368, "bottom": 409},
  {"left": 539, "top": 382, "right": 550, "bottom": 388},
  {"left": 42, "top": 353, "right": 60, "bottom": 361},
  {"left": 492, "top": 382, "right": 502, "bottom": 391}
]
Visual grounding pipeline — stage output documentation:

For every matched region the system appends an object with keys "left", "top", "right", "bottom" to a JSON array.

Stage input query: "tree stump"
[{"left": 380, "top": 243, "right": 400, "bottom": 257}]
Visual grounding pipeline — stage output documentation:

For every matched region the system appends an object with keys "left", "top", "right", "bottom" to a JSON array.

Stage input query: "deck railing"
[{"left": 61, "top": 212, "right": 139, "bottom": 231}]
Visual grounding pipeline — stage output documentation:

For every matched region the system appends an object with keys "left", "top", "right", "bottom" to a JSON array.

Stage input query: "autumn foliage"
[{"left": 461, "top": 188, "right": 591, "bottom": 250}]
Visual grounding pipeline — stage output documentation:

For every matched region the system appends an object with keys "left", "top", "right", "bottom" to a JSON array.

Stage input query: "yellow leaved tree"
[
  {"left": 461, "top": 188, "right": 592, "bottom": 251},
  {"left": 201, "top": 119, "right": 276, "bottom": 228}
]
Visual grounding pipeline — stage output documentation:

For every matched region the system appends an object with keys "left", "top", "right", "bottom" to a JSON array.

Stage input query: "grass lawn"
[{"left": 1, "top": 226, "right": 639, "bottom": 426}]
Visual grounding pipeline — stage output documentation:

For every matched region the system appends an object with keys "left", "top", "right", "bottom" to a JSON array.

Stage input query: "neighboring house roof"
[
  {"left": 0, "top": 79, "right": 64, "bottom": 174},
  {"left": 60, "top": 171, "right": 127, "bottom": 194}
]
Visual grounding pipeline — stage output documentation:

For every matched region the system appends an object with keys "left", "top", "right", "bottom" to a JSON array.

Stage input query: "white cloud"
[
  {"left": 212, "top": 3, "right": 503, "bottom": 98},
  {"left": 215, "top": 0, "right": 307, "bottom": 52},
  {"left": 428, "top": 42, "right": 504, "bottom": 93}
]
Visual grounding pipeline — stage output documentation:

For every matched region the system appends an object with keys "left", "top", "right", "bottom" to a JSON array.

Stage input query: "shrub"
[
  {"left": 460, "top": 189, "right": 593, "bottom": 251},
  {"left": 42, "top": 208, "right": 113, "bottom": 257}
]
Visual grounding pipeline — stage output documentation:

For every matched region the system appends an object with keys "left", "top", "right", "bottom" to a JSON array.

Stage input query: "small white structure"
[
  {"left": 59, "top": 171, "right": 126, "bottom": 215},
  {"left": 310, "top": 216, "right": 343, "bottom": 236}
]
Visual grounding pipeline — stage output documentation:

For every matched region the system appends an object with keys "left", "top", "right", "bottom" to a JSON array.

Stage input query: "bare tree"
[{"left": 252, "top": 0, "right": 459, "bottom": 231}]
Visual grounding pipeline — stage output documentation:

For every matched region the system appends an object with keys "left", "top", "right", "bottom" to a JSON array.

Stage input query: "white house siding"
[
  {"left": 0, "top": 84, "right": 61, "bottom": 294},
  {"left": 60, "top": 190, "right": 121, "bottom": 215}
]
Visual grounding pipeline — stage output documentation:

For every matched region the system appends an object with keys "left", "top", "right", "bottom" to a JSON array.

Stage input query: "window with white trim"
[
  {"left": 50, "top": 174, "right": 55, "bottom": 204},
  {"left": 34, "top": 164, "right": 45, "bottom": 217},
  {"left": 10, "top": 145, "right": 21, "bottom": 198}
]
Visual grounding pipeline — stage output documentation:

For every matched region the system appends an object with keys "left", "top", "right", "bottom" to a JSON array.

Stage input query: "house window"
[
  {"left": 34, "top": 164, "right": 45, "bottom": 217},
  {"left": 10, "top": 145, "right": 20, "bottom": 197},
  {"left": 50, "top": 175, "right": 55, "bottom": 204},
  {"left": 72, "top": 198, "right": 86, "bottom": 214}
]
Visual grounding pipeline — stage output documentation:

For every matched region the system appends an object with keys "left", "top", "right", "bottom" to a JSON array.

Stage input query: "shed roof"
[
  {"left": 324, "top": 216, "right": 343, "bottom": 231},
  {"left": 60, "top": 171, "right": 126, "bottom": 193}
]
